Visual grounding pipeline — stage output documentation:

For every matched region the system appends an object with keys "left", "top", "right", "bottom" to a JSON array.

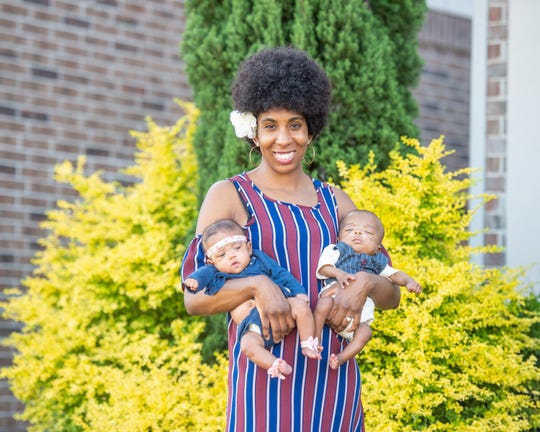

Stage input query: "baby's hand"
[
  {"left": 336, "top": 272, "right": 356, "bottom": 289},
  {"left": 183, "top": 278, "right": 199, "bottom": 291},
  {"left": 406, "top": 279, "right": 422, "bottom": 294}
]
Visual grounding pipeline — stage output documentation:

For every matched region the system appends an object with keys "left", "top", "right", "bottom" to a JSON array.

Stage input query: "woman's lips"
[{"left": 274, "top": 151, "right": 295, "bottom": 164}]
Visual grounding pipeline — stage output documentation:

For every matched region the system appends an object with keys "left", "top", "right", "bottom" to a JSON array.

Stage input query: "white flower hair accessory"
[{"left": 230, "top": 110, "right": 257, "bottom": 139}]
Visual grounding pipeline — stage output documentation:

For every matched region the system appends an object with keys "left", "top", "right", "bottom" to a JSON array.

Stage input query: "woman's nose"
[{"left": 276, "top": 127, "right": 292, "bottom": 145}]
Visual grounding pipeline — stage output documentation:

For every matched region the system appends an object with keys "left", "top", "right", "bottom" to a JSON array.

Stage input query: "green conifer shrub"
[
  {"left": 181, "top": 0, "right": 425, "bottom": 198},
  {"left": 1, "top": 103, "right": 228, "bottom": 431}
]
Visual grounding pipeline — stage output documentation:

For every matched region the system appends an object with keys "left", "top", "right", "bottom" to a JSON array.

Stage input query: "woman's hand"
[
  {"left": 252, "top": 275, "right": 295, "bottom": 343},
  {"left": 326, "top": 271, "right": 400, "bottom": 333},
  {"left": 326, "top": 272, "right": 373, "bottom": 333}
]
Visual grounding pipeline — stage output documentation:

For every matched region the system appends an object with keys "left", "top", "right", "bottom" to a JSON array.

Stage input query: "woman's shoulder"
[
  {"left": 325, "top": 183, "right": 356, "bottom": 220},
  {"left": 206, "top": 178, "right": 238, "bottom": 194},
  {"left": 200, "top": 179, "right": 239, "bottom": 208},
  {"left": 196, "top": 177, "right": 247, "bottom": 233}
]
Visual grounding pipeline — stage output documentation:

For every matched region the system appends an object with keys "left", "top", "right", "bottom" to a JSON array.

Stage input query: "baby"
[
  {"left": 314, "top": 209, "right": 421, "bottom": 369},
  {"left": 184, "top": 219, "right": 321, "bottom": 379}
]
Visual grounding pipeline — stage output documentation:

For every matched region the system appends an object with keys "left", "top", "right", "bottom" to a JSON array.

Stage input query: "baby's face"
[
  {"left": 339, "top": 213, "right": 383, "bottom": 255},
  {"left": 205, "top": 231, "right": 252, "bottom": 274}
]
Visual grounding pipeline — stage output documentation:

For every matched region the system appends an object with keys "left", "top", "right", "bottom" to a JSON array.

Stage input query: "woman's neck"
[{"left": 247, "top": 165, "right": 317, "bottom": 206}]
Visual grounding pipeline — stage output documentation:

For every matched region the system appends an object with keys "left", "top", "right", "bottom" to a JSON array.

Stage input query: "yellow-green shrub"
[
  {"left": 339, "top": 137, "right": 539, "bottom": 431},
  {"left": 2, "top": 108, "right": 537, "bottom": 432},
  {"left": 1, "top": 102, "right": 228, "bottom": 431}
]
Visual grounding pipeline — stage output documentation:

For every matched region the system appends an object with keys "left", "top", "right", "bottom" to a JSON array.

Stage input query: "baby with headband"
[{"left": 183, "top": 219, "right": 321, "bottom": 379}]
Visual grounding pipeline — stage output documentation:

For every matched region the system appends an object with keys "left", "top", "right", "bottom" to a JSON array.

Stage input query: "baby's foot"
[
  {"left": 267, "top": 358, "right": 292, "bottom": 380},
  {"left": 329, "top": 353, "right": 341, "bottom": 370},
  {"left": 300, "top": 336, "right": 322, "bottom": 359}
]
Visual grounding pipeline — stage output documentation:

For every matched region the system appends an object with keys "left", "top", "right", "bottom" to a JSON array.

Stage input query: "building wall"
[
  {"left": 484, "top": 0, "right": 508, "bottom": 267},
  {"left": 0, "top": 1, "right": 189, "bottom": 430},
  {"left": 506, "top": 0, "right": 540, "bottom": 288},
  {"left": 1, "top": 0, "right": 190, "bottom": 291},
  {"left": 426, "top": 0, "right": 539, "bottom": 284},
  {"left": 414, "top": 9, "right": 471, "bottom": 174}
]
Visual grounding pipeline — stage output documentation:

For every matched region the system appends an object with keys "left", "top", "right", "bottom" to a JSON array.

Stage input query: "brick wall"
[
  {"left": 413, "top": 10, "right": 472, "bottom": 174},
  {"left": 0, "top": 1, "right": 189, "bottom": 430},
  {"left": 415, "top": 3, "right": 510, "bottom": 268},
  {"left": 484, "top": 0, "right": 508, "bottom": 266}
]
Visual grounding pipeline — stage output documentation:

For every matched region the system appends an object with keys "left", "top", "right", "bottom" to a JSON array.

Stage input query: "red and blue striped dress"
[{"left": 182, "top": 173, "right": 365, "bottom": 431}]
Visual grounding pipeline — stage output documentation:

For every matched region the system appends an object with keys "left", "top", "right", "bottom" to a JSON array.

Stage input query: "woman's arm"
[
  {"left": 326, "top": 272, "right": 400, "bottom": 331},
  {"left": 182, "top": 180, "right": 294, "bottom": 341},
  {"left": 184, "top": 275, "right": 293, "bottom": 342},
  {"left": 184, "top": 275, "right": 283, "bottom": 316}
]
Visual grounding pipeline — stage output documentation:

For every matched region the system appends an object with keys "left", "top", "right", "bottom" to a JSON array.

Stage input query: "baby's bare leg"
[
  {"left": 230, "top": 299, "right": 256, "bottom": 325},
  {"left": 329, "top": 323, "right": 372, "bottom": 370},
  {"left": 313, "top": 296, "right": 334, "bottom": 340},
  {"left": 240, "top": 332, "right": 292, "bottom": 377},
  {"left": 289, "top": 297, "right": 321, "bottom": 359}
]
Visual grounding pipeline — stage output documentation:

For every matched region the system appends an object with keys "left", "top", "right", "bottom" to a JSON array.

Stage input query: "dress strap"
[{"left": 228, "top": 174, "right": 253, "bottom": 224}]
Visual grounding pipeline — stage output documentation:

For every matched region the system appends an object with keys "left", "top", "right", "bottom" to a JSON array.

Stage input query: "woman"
[{"left": 181, "top": 46, "right": 400, "bottom": 431}]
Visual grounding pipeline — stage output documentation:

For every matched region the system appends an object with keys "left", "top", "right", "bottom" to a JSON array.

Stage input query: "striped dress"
[{"left": 181, "top": 173, "right": 365, "bottom": 431}]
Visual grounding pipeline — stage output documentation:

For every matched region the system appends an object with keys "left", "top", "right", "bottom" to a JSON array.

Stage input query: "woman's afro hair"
[{"left": 231, "top": 46, "right": 331, "bottom": 139}]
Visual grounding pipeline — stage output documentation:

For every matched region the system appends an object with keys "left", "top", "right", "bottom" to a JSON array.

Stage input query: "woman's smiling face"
[{"left": 254, "top": 108, "right": 312, "bottom": 172}]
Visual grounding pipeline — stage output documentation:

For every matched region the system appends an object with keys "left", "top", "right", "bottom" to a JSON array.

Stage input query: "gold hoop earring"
[
  {"left": 304, "top": 145, "right": 316, "bottom": 166},
  {"left": 249, "top": 145, "right": 259, "bottom": 166}
]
